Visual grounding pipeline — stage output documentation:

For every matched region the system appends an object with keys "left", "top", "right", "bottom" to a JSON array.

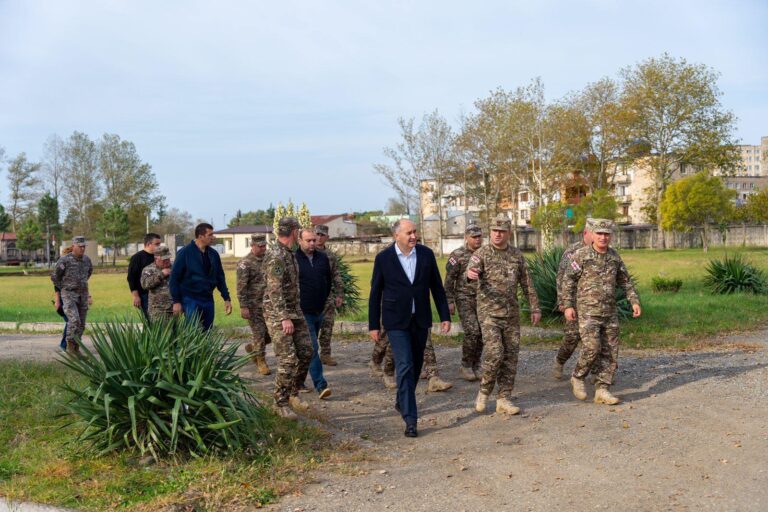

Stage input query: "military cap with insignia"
[
  {"left": 250, "top": 234, "right": 267, "bottom": 246},
  {"left": 590, "top": 218, "right": 614, "bottom": 234},
  {"left": 490, "top": 214, "right": 511, "bottom": 232}
]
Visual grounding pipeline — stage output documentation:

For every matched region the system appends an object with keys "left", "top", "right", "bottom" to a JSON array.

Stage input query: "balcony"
[
  {"left": 616, "top": 194, "right": 632, "bottom": 203},
  {"left": 616, "top": 215, "right": 632, "bottom": 225},
  {"left": 615, "top": 174, "right": 631, "bottom": 185}
]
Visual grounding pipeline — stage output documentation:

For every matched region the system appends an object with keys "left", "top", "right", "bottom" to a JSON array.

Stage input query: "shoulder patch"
[
  {"left": 448, "top": 257, "right": 457, "bottom": 266},
  {"left": 470, "top": 254, "right": 480, "bottom": 263},
  {"left": 237, "top": 262, "right": 247, "bottom": 270},
  {"left": 58, "top": 263, "right": 65, "bottom": 270},
  {"left": 570, "top": 260, "right": 581, "bottom": 271}
]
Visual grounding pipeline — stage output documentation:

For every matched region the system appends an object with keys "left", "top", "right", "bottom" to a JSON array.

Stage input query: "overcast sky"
[{"left": 1, "top": 0, "right": 766, "bottom": 225}]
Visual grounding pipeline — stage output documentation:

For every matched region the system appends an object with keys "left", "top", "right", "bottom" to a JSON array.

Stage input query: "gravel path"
[{"left": 2, "top": 330, "right": 767, "bottom": 512}]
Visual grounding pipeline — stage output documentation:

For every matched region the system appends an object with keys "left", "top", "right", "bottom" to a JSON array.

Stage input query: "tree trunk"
[
  {"left": 701, "top": 225, "right": 708, "bottom": 253},
  {"left": 656, "top": 187, "right": 666, "bottom": 250}
]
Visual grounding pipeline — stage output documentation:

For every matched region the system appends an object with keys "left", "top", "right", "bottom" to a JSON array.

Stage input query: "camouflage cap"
[
  {"left": 490, "top": 214, "right": 511, "bottom": 232},
  {"left": 250, "top": 234, "right": 267, "bottom": 246},
  {"left": 278, "top": 216, "right": 300, "bottom": 231},
  {"left": 584, "top": 218, "right": 595, "bottom": 231},
  {"left": 314, "top": 224, "right": 329, "bottom": 236},
  {"left": 466, "top": 224, "right": 482, "bottom": 236},
  {"left": 155, "top": 244, "right": 172, "bottom": 260},
  {"left": 590, "top": 218, "right": 614, "bottom": 234},
  {"left": 72, "top": 236, "right": 87, "bottom": 246}
]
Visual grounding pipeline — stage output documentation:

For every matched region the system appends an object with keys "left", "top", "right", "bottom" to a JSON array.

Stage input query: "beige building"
[
  {"left": 212, "top": 225, "right": 273, "bottom": 258},
  {"left": 310, "top": 214, "right": 358, "bottom": 238},
  {"left": 735, "top": 136, "right": 767, "bottom": 176}
]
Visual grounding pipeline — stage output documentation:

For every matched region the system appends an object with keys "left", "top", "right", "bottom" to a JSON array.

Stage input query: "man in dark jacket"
[
  {"left": 170, "top": 223, "right": 232, "bottom": 330},
  {"left": 127, "top": 233, "right": 161, "bottom": 319},
  {"left": 295, "top": 228, "right": 333, "bottom": 399}
]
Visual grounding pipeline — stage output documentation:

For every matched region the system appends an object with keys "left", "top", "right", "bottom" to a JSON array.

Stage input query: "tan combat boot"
[
  {"left": 427, "top": 376, "right": 453, "bottom": 392},
  {"left": 594, "top": 385, "right": 621, "bottom": 405},
  {"left": 278, "top": 406, "right": 298, "bottom": 420},
  {"left": 320, "top": 354, "right": 338, "bottom": 366},
  {"left": 475, "top": 391, "right": 489, "bottom": 413},
  {"left": 288, "top": 395, "right": 309, "bottom": 413},
  {"left": 368, "top": 360, "right": 383, "bottom": 376},
  {"left": 552, "top": 361, "right": 564, "bottom": 380},
  {"left": 571, "top": 376, "right": 587, "bottom": 401},
  {"left": 254, "top": 356, "right": 271, "bottom": 376},
  {"left": 460, "top": 366, "right": 478, "bottom": 382},
  {"left": 495, "top": 398, "right": 521, "bottom": 415},
  {"left": 382, "top": 374, "right": 397, "bottom": 389}
]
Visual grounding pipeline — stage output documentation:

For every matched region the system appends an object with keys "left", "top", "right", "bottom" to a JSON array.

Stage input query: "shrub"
[
  {"left": 524, "top": 247, "right": 636, "bottom": 321},
  {"left": 704, "top": 253, "right": 767, "bottom": 295},
  {"left": 335, "top": 254, "right": 361, "bottom": 316},
  {"left": 59, "top": 318, "right": 269, "bottom": 459},
  {"left": 652, "top": 276, "right": 683, "bottom": 293}
]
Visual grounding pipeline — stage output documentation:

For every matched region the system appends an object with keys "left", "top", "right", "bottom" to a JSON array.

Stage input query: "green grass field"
[{"left": 1, "top": 247, "right": 767, "bottom": 348}]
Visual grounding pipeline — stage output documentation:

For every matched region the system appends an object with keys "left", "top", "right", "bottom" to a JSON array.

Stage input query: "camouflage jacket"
[
  {"left": 263, "top": 241, "right": 302, "bottom": 321},
  {"left": 561, "top": 245, "right": 640, "bottom": 317},
  {"left": 466, "top": 244, "right": 540, "bottom": 319},
  {"left": 236, "top": 252, "right": 266, "bottom": 310},
  {"left": 555, "top": 240, "right": 586, "bottom": 309},
  {"left": 317, "top": 246, "right": 343, "bottom": 303},
  {"left": 443, "top": 245, "right": 478, "bottom": 304},
  {"left": 140, "top": 263, "right": 173, "bottom": 318},
  {"left": 51, "top": 253, "right": 93, "bottom": 293}
]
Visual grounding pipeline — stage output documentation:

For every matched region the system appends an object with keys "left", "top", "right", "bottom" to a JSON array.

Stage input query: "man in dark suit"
[{"left": 369, "top": 219, "right": 451, "bottom": 438}]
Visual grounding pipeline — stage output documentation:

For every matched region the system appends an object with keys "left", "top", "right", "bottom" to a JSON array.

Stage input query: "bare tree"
[
  {"left": 6, "top": 153, "right": 41, "bottom": 231},
  {"left": 61, "top": 131, "right": 101, "bottom": 236},
  {"left": 42, "top": 134, "right": 66, "bottom": 200}
]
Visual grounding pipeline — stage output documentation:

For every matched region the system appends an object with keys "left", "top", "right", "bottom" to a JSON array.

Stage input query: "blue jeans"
[
  {"left": 139, "top": 292, "right": 149, "bottom": 320},
  {"left": 304, "top": 313, "right": 328, "bottom": 392},
  {"left": 182, "top": 296, "right": 215, "bottom": 331},
  {"left": 387, "top": 319, "right": 429, "bottom": 427},
  {"left": 59, "top": 312, "right": 68, "bottom": 350}
]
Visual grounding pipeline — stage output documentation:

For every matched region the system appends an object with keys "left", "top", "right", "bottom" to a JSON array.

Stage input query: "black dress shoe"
[{"left": 404, "top": 424, "right": 418, "bottom": 438}]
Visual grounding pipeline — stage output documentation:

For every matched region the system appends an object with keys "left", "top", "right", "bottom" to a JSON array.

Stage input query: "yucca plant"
[
  {"left": 704, "top": 253, "right": 767, "bottom": 295},
  {"left": 523, "top": 246, "right": 636, "bottom": 322},
  {"left": 335, "top": 254, "right": 361, "bottom": 316},
  {"left": 59, "top": 317, "right": 268, "bottom": 459}
]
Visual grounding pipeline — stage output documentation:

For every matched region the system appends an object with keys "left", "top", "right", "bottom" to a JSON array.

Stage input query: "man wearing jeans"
[
  {"left": 170, "top": 223, "right": 232, "bottom": 330},
  {"left": 295, "top": 228, "right": 336, "bottom": 399}
]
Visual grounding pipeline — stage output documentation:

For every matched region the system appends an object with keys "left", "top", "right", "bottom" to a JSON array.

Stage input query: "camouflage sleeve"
[
  {"left": 140, "top": 266, "right": 164, "bottom": 291},
  {"left": 265, "top": 252, "right": 290, "bottom": 320},
  {"left": 443, "top": 252, "right": 461, "bottom": 303},
  {"left": 51, "top": 258, "right": 65, "bottom": 289},
  {"left": 465, "top": 250, "right": 484, "bottom": 279},
  {"left": 561, "top": 252, "right": 582, "bottom": 310},
  {"left": 255, "top": 269, "right": 267, "bottom": 304},
  {"left": 330, "top": 253, "right": 343, "bottom": 298},
  {"left": 555, "top": 249, "right": 571, "bottom": 308},
  {"left": 518, "top": 253, "right": 540, "bottom": 314},
  {"left": 86, "top": 257, "right": 93, "bottom": 280},
  {"left": 616, "top": 259, "right": 640, "bottom": 306},
  {"left": 236, "top": 261, "right": 251, "bottom": 308}
]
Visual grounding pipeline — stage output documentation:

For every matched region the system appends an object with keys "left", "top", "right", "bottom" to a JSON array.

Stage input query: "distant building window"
[
  {"left": 521, "top": 209, "right": 529, "bottom": 220},
  {"left": 520, "top": 192, "right": 529, "bottom": 202}
]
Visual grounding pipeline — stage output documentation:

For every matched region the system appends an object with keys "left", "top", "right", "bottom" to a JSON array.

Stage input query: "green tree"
[
  {"left": 6, "top": 152, "right": 41, "bottom": 232},
  {"left": 229, "top": 207, "right": 275, "bottom": 228},
  {"left": 571, "top": 189, "right": 618, "bottom": 233},
  {"left": 272, "top": 203, "right": 286, "bottom": 235},
  {"left": 0, "top": 204, "right": 11, "bottom": 232},
  {"left": 620, "top": 54, "right": 739, "bottom": 248},
  {"left": 16, "top": 216, "right": 44, "bottom": 265},
  {"left": 659, "top": 171, "right": 736, "bottom": 252},
  {"left": 531, "top": 202, "right": 567, "bottom": 250},
  {"left": 745, "top": 189, "right": 768, "bottom": 223},
  {"left": 297, "top": 202, "right": 311, "bottom": 229},
  {"left": 62, "top": 131, "right": 101, "bottom": 236},
  {"left": 96, "top": 204, "right": 130, "bottom": 265},
  {"left": 38, "top": 192, "right": 61, "bottom": 263}
]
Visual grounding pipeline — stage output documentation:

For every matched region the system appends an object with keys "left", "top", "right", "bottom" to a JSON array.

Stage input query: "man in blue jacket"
[
  {"left": 170, "top": 223, "right": 232, "bottom": 330},
  {"left": 369, "top": 218, "right": 451, "bottom": 438}
]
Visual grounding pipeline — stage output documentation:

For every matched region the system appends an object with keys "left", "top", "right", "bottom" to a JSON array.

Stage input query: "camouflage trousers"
[
  {"left": 479, "top": 315, "right": 520, "bottom": 399},
  {"left": 318, "top": 301, "right": 336, "bottom": 356},
  {"left": 573, "top": 315, "right": 620, "bottom": 386},
  {"left": 267, "top": 317, "right": 313, "bottom": 407},
  {"left": 556, "top": 318, "right": 581, "bottom": 365},
  {"left": 456, "top": 297, "right": 483, "bottom": 370},
  {"left": 246, "top": 307, "right": 271, "bottom": 357},
  {"left": 373, "top": 330, "right": 439, "bottom": 378},
  {"left": 61, "top": 290, "right": 88, "bottom": 345}
]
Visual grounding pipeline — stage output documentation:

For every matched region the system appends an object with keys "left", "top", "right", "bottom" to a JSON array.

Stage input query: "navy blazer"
[{"left": 368, "top": 243, "right": 451, "bottom": 331}]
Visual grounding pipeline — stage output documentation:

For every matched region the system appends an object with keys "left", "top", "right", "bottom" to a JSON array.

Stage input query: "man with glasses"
[
  {"left": 170, "top": 223, "right": 232, "bottom": 330},
  {"left": 127, "top": 233, "right": 162, "bottom": 319}
]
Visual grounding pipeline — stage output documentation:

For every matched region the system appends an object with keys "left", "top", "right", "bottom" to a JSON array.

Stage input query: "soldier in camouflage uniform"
[
  {"left": 467, "top": 215, "right": 540, "bottom": 415},
  {"left": 139, "top": 244, "right": 174, "bottom": 321},
  {"left": 51, "top": 236, "right": 93, "bottom": 354},
  {"left": 314, "top": 225, "right": 343, "bottom": 366},
  {"left": 263, "top": 217, "right": 313, "bottom": 419},
  {"left": 562, "top": 218, "right": 642, "bottom": 405},
  {"left": 444, "top": 224, "right": 483, "bottom": 381},
  {"left": 237, "top": 234, "right": 271, "bottom": 376},
  {"left": 373, "top": 330, "right": 451, "bottom": 391},
  {"left": 552, "top": 219, "right": 594, "bottom": 379}
]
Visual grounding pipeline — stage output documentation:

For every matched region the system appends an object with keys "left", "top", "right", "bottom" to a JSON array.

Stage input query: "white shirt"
[{"left": 395, "top": 243, "right": 417, "bottom": 313}]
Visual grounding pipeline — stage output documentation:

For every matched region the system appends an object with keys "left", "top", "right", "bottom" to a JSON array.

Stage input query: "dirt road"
[{"left": 2, "top": 332, "right": 767, "bottom": 512}]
